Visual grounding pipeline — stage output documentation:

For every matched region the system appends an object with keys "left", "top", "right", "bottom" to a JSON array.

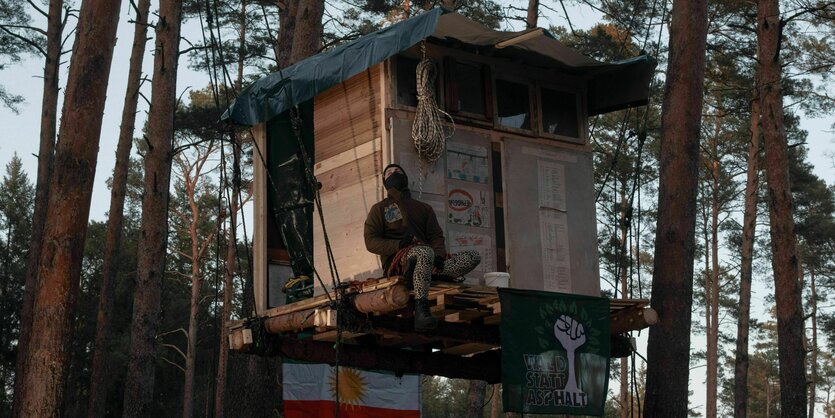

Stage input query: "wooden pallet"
[{"left": 229, "top": 276, "right": 655, "bottom": 357}]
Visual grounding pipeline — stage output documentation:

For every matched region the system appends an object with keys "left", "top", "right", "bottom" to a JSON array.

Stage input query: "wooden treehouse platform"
[{"left": 228, "top": 277, "right": 657, "bottom": 383}]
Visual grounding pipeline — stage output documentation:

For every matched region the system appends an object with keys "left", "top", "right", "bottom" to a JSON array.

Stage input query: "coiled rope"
[{"left": 411, "top": 42, "right": 453, "bottom": 195}]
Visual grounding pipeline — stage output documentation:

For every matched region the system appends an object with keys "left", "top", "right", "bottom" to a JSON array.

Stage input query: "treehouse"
[{"left": 223, "top": 8, "right": 658, "bottom": 383}]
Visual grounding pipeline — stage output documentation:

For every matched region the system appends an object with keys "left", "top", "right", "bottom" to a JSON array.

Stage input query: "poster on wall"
[
  {"left": 538, "top": 160, "right": 567, "bottom": 212},
  {"left": 446, "top": 142, "right": 489, "bottom": 184},
  {"left": 540, "top": 209, "right": 571, "bottom": 292},
  {"left": 399, "top": 152, "right": 445, "bottom": 195},
  {"left": 447, "top": 185, "right": 491, "bottom": 228},
  {"left": 448, "top": 230, "right": 495, "bottom": 273}
]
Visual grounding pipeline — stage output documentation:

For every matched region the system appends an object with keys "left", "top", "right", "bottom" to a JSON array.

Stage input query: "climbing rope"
[{"left": 411, "top": 42, "right": 454, "bottom": 196}]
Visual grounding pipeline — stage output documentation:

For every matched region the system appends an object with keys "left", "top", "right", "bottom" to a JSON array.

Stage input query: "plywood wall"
[
  {"left": 502, "top": 140, "right": 600, "bottom": 296},
  {"left": 390, "top": 118, "right": 498, "bottom": 284}
]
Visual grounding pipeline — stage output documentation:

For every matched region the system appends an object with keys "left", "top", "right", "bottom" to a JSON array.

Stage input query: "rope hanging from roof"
[{"left": 411, "top": 41, "right": 454, "bottom": 166}]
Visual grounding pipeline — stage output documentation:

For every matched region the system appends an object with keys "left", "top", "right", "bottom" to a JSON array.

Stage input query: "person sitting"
[{"left": 364, "top": 164, "right": 480, "bottom": 331}]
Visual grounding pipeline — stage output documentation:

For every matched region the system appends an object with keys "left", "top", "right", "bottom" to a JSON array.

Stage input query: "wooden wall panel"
[
  {"left": 314, "top": 65, "right": 382, "bottom": 162},
  {"left": 317, "top": 151, "right": 382, "bottom": 193},
  {"left": 313, "top": 177, "right": 383, "bottom": 290}
]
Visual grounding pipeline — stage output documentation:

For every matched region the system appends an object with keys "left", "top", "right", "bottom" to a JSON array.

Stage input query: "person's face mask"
[{"left": 384, "top": 172, "right": 408, "bottom": 190}]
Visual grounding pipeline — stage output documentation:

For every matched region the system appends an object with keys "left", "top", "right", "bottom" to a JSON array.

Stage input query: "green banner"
[{"left": 499, "top": 288, "right": 610, "bottom": 416}]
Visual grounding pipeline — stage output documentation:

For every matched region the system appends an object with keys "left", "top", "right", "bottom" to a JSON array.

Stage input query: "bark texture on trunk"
[
  {"left": 176, "top": 147, "right": 216, "bottom": 418},
  {"left": 465, "top": 380, "right": 487, "bottom": 418},
  {"left": 13, "top": 1, "right": 63, "bottom": 413},
  {"left": 643, "top": 0, "right": 709, "bottom": 415},
  {"left": 288, "top": 0, "right": 324, "bottom": 65},
  {"left": 276, "top": 0, "right": 296, "bottom": 68},
  {"left": 733, "top": 88, "right": 760, "bottom": 418},
  {"left": 122, "top": 1, "right": 183, "bottom": 416},
  {"left": 526, "top": 0, "right": 539, "bottom": 28},
  {"left": 215, "top": 143, "right": 242, "bottom": 418},
  {"left": 706, "top": 106, "right": 722, "bottom": 418},
  {"left": 756, "top": 0, "right": 807, "bottom": 416},
  {"left": 618, "top": 178, "right": 629, "bottom": 418},
  {"left": 16, "top": 0, "right": 122, "bottom": 415},
  {"left": 87, "top": 1, "right": 151, "bottom": 416},
  {"left": 810, "top": 268, "right": 818, "bottom": 418}
]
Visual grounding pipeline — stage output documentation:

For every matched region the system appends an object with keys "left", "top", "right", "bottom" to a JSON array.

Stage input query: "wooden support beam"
[
  {"left": 258, "top": 334, "right": 502, "bottom": 383},
  {"left": 264, "top": 308, "right": 317, "bottom": 333},
  {"left": 611, "top": 306, "right": 659, "bottom": 334},
  {"left": 353, "top": 284, "right": 410, "bottom": 313},
  {"left": 364, "top": 315, "right": 500, "bottom": 345}
]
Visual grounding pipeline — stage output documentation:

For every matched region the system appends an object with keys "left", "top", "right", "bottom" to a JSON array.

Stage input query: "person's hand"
[
  {"left": 433, "top": 255, "right": 445, "bottom": 270},
  {"left": 399, "top": 234, "right": 414, "bottom": 249}
]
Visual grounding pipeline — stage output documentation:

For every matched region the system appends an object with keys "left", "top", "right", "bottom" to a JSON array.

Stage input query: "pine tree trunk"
[
  {"left": 288, "top": 0, "right": 324, "bottom": 65},
  {"left": 465, "top": 380, "right": 487, "bottom": 418},
  {"left": 181, "top": 157, "right": 213, "bottom": 418},
  {"left": 215, "top": 2, "right": 248, "bottom": 409},
  {"left": 122, "top": 1, "right": 183, "bottom": 416},
  {"left": 810, "top": 267, "right": 818, "bottom": 418},
  {"left": 706, "top": 107, "right": 721, "bottom": 418},
  {"left": 756, "top": 0, "right": 807, "bottom": 415},
  {"left": 618, "top": 178, "right": 629, "bottom": 418},
  {"left": 87, "top": 1, "right": 151, "bottom": 416},
  {"left": 16, "top": 0, "right": 122, "bottom": 415},
  {"left": 13, "top": 1, "right": 62, "bottom": 413},
  {"left": 236, "top": 1, "right": 248, "bottom": 93},
  {"left": 276, "top": 0, "right": 296, "bottom": 68},
  {"left": 643, "top": 0, "right": 709, "bottom": 415},
  {"left": 526, "top": 0, "right": 539, "bottom": 28},
  {"left": 733, "top": 87, "right": 760, "bottom": 418},
  {"left": 183, "top": 267, "right": 200, "bottom": 418},
  {"left": 215, "top": 142, "right": 241, "bottom": 418},
  {"left": 490, "top": 384, "right": 500, "bottom": 418}
]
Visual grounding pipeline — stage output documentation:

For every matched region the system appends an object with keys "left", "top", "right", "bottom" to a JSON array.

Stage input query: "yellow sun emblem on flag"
[{"left": 329, "top": 367, "right": 367, "bottom": 407}]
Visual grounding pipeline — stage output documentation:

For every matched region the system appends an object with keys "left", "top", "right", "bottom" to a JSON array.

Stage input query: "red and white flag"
[{"left": 283, "top": 362, "right": 421, "bottom": 418}]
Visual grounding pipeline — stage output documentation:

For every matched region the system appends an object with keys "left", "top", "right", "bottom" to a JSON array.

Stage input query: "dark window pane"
[
  {"left": 396, "top": 56, "right": 420, "bottom": 107},
  {"left": 456, "top": 62, "right": 485, "bottom": 115},
  {"left": 541, "top": 88, "right": 579, "bottom": 138},
  {"left": 397, "top": 56, "right": 440, "bottom": 107},
  {"left": 496, "top": 79, "right": 530, "bottom": 130}
]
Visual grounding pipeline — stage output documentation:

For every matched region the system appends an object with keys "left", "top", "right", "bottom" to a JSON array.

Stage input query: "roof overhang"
[{"left": 223, "top": 9, "right": 655, "bottom": 126}]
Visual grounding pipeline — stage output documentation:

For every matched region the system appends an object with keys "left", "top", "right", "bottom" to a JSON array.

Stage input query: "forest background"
[{"left": 0, "top": 0, "right": 833, "bottom": 417}]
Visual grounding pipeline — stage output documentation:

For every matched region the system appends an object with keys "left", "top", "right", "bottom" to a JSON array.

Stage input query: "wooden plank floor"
[{"left": 229, "top": 276, "right": 651, "bottom": 357}]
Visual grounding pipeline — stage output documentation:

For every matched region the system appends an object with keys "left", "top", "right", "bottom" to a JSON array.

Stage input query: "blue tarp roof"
[{"left": 222, "top": 8, "right": 655, "bottom": 126}]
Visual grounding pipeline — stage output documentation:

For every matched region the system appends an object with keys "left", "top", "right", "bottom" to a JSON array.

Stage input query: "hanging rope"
[{"left": 411, "top": 42, "right": 453, "bottom": 196}]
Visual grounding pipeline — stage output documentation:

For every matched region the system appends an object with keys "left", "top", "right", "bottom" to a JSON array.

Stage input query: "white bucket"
[{"left": 484, "top": 272, "right": 510, "bottom": 288}]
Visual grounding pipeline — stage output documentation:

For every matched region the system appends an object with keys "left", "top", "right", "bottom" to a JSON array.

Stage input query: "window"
[
  {"left": 496, "top": 79, "right": 531, "bottom": 130},
  {"left": 541, "top": 87, "right": 579, "bottom": 138},
  {"left": 448, "top": 62, "right": 487, "bottom": 115},
  {"left": 396, "top": 56, "right": 420, "bottom": 107},
  {"left": 396, "top": 55, "right": 441, "bottom": 108}
]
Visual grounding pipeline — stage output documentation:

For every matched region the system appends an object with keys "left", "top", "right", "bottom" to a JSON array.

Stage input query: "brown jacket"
[{"left": 364, "top": 190, "right": 446, "bottom": 270}]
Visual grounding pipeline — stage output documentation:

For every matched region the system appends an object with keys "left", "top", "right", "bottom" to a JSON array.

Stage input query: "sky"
[
  {"left": 0, "top": 3, "right": 830, "bottom": 224},
  {"left": 0, "top": 1, "right": 833, "bottom": 415}
]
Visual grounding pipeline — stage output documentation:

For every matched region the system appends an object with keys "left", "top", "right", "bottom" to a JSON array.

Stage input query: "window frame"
[
  {"left": 444, "top": 56, "right": 493, "bottom": 122},
  {"left": 536, "top": 81, "right": 585, "bottom": 144},
  {"left": 492, "top": 75, "right": 536, "bottom": 135}
]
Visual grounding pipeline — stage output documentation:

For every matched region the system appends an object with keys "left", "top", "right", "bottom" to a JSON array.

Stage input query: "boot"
[{"left": 414, "top": 298, "right": 438, "bottom": 331}]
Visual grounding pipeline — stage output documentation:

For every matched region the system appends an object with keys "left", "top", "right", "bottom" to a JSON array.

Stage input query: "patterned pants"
[{"left": 401, "top": 246, "right": 481, "bottom": 299}]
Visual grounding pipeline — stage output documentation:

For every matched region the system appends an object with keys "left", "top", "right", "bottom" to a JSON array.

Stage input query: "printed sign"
[
  {"left": 538, "top": 160, "right": 567, "bottom": 212},
  {"left": 540, "top": 210, "right": 571, "bottom": 292},
  {"left": 446, "top": 142, "right": 489, "bottom": 184},
  {"left": 499, "top": 289, "right": 610, "bottom": 416},
  {"left": 449, "top": 230, "right": 494, "bottom": 273},
  {"left": 447, "top": 185, "right": 490, "bottom": 228}
]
